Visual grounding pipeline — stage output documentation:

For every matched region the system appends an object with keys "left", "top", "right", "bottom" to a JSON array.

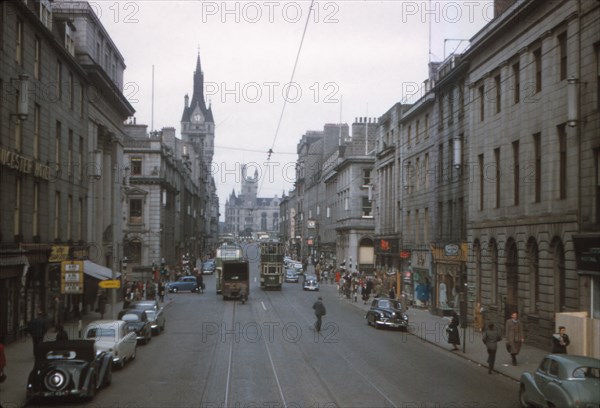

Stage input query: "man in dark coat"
[
  {"left": 505, "top": 311, "right": 524, "bottom": 365},
  {"left": 552, "top": 326, "right": 570, "bottom": 354},
  {"left": 28, "top": 309, "right": 48, "bottom": 356},
  {"left": 312, "top": 297, "right": 326, "bottom": 332},
  {"left": 482, "top": 323, "right": 502, "bottom": 374}
]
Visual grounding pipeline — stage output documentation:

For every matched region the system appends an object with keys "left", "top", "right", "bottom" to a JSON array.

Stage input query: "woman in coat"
[
  {"left": 505, "top": 311, "right": 524, "bottom": 366},
  {"left": 482, "top": 323, "right": 502, "bottom": 374},
  {"left": 447, "top": 311, "right": 461, "bottom": 351}
]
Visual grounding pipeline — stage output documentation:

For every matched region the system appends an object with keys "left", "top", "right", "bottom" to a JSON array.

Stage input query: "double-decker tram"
[
  {"left": 215, "top": 242, "right": 244, "bottom": 294},
  {"left": 259, "top": 241, "right": 284, "bottom": 290}
]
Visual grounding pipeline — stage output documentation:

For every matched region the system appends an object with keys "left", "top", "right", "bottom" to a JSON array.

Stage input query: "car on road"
[
  {"left": 118, "top": 309, "right": 152, "bottom": 344},
  {"left": 519, "top": 354, "right": 600, "bottom": 408},
  {"left": 166, "top": 276, "right": 198, "bottom": 293},
  {"left": 202, "top": 260, "right": 216, "bottom": 274},
  {"left": 365, "top": 298, "right": 409, "bottom": 330},
  {"left": 302, "top": 274, "right": 319, "bottom": 291},
  {"left": 124, "top": 300, "right": 166, "bottom": 334},
  {"left": 26, "top": 339, "right": 112, "bottom": 402},
  {"left": 83, "top": 320, "right": 137, "bottom": 369},
  {"left": 285, "top": 268, "right": 299, "bottom": 283}
]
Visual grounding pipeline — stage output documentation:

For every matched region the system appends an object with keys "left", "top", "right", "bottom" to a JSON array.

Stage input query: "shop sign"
[
  {"left": 0, "top": 147, "right": 52, "bottom": 180},
  {"left": 49, "top": 246, "right": 70, "bottom": 262},
  {"left": 400, "top": 251, "right": 410, "bottom": 259},
  {"left": 307, "top": 219, "right": 316, "bottom": 229},
  {"left": 99, "top": 279, "right": 121, "bottom": 289},
  {"left": 573, "top": 235, "right": 600, "bottom": 276},
  {"left": 61, "top": 260, "right": 83, "bottom": 294}
]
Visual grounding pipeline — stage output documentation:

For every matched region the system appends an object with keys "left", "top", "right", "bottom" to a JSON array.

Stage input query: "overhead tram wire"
[{"left": 257, "top": 0, "right": 316, "bottom": 197}]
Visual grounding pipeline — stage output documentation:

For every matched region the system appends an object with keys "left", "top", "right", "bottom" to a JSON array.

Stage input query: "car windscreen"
[
  {"left": 86, "top": 328, "right": 115, "bottom": 338},
  {"left": 144, "top": 310, "right": 156, "bottom": 319}
]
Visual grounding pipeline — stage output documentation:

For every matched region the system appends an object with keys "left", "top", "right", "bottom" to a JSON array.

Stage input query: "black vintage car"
[
  {"left": 26, "top": 339, "right": 112, "bottom": 402},
  {"left": 118, "top": 309, "right": 152, "bottom": 344},
  {"left": 365, "top": 298, "right": 409, "bottom": 330}
]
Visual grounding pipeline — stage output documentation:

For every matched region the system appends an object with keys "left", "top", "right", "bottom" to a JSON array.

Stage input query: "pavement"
[
  {"left": 314, "top": 273, "right": 549, "bottom": 385},
  {"left": 1, "top": 269, "right": 550, "bottom": 407},
  {"left": 0, "top": 296, "right": 174, "bottom": 408}
]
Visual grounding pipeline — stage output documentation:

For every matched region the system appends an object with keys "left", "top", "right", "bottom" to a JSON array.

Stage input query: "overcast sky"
[{"left": 95, "top": 0, "right": 494, "bottom": 218}]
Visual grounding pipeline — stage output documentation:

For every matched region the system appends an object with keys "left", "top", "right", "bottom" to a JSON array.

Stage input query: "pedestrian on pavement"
[
  {"left": 97, "top": 291, "right": 107, "bottom": 319},
  {"left": 159, "top": 281, "right": 165, "bottom": 303},
  {"left": 447, "top": 310, "right": 461, "bottom": 351},
  {"left": 197, "top": 272, "right": 204, "bottom": 294},
  {"left": 312, "top": 296, "right": 326, "bottom": 332},
  {"left": 28, "top": 309, "right": 48, "bottom": 356},
  {"left": 505, "top": 311, "right": 525, "bottom": 366},
  {"left": 552, "top": 326, "right": 570, "bottom": 354},
  {"left": 482, "top": 323, "right": 502, "bottom": 374},
  {"left": 388, "top": 285, "right": 396, "bottom": 300},
  {"left": 55, "top": 325, "right": 68, "bottom": 341}
]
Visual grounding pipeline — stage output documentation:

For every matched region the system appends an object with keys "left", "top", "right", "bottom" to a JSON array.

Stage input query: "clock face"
[{"left": 192, "top": 112, "right": 203, "bottom": 123}]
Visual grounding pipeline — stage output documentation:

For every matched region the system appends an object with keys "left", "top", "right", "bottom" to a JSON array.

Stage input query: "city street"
[{"left": 22, "top": 256, "right": 520, "bottom": 408}]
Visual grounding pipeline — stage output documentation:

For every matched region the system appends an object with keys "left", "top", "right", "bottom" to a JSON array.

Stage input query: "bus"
[
  {"left": 259, "top": 241, "right": 284, "bottom": 290},
  {"left": 215, "top": 243, "right": 244, "bottom": 294}
]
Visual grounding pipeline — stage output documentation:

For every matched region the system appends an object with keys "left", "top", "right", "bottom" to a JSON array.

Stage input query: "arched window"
[
  {"left": 505, "top": 238, "right": 519, "bottom": 314},
  {"left": 551, "top": 237, "right": 566, "bottom": 313},
  {"left": 490, "top": 238, "right": 498, "bottom": 305},
  {"left": 526, "top": 237, "right": 539, "bottom": 313}
]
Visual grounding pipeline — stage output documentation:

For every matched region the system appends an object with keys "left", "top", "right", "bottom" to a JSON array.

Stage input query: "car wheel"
[
  {"left": 172, "top": 287, "right": 178, "bottom": 293},
  {"left": 518, "top": 385, "right": 531, "bottom": 408},
  {"left": 85, "top": 373, "right": 96, "bottom": 401}
]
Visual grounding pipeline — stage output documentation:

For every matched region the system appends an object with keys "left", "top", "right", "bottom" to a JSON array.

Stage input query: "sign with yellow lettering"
[
  {"left": 99, "top": 279, "right": 121, "bottom": 289},
  {"left": 50, "top": 246, "right": 70, "bottom": 262},
  {"left": 61, "top": 261, "right": 84, "bottom": 294}
]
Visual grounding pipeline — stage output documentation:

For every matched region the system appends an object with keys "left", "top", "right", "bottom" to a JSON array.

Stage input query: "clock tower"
[{"left": 181, "top": 52, "right": 215, "bottom": 163}]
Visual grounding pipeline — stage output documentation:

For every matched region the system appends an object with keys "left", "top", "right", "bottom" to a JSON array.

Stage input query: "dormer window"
[
  {"left": 39, "top": 0, "right": 52, "bottom": 29},
  {"left": 131, "top": 157, "right": 142, "bottom": 175},
  {"left": 65, "top": 22, "right": 75, "bottom": 56}
]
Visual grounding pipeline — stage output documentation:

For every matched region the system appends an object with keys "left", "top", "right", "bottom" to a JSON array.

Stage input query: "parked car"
[
  {"left": 519, "top": 354, "right": 600, "bottom": 408},
  {"left": 117, "top": 309, "right": 152, "bottom": 344},
  {"left": 285, "top": 268, "right": 299, "bottom": 283},
  {"left": 365, "top": 298, "right": 409, "bottom": 330},
  {"left": 202, "top": 260, "right": 216, "bottom": 274},
  {"left": 26, "top": 339, "right": 112, "bottom": 402},
  {"left": 83, "top": 320, "right": 137, "bottom": 369},
  {"left": 124, "top": 300, "right": 165, "bottom": 335},
  {"left": 167, "top": 276, "right": 198, "bottom": 293},
  {"left": 302, "top": 275, "right": 319, "bottom": 291}
]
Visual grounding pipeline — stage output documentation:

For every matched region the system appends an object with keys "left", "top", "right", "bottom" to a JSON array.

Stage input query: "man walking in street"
[
  {"left": 505, "top": 311, "right": 525, "bottom": 366},
  {"left": 28, "top": 309, "right": 48, "bottom": 356},
  {"left": 312, "top": 296, "right": 326, "bottom": 332},
  {"left": 482, "top": 323, "right": 502, "bottom": 374}
]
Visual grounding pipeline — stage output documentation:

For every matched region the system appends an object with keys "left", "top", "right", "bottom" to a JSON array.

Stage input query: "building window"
[
  {"left": 33, "top": 105, "right": 41, "bottom": 159},
  {"left": 16, "top": 18, "right": 24, "bottom": 65},
  {"left": 494, "top": 148, "right": 500, "bottom": 208},
  {"left": 14, "top": 178, "right": 22, "bottom": 236},
  {"left": 479, "top": 85, "right": 485, "bottom": 121},
  {"left": 448, "top": 89, "right": 454, "bottom": 125},
  {"left": 68, "top": 72, "right": 74, "bottom": 110},
  {"left": 362, "top": 169, "right": 371, "bottom": 186},
  {"left": 415, "top": 120, "right": 420, "bottom": 144},
  {"left": 326, "top": 207, "right": 330, "bottom": 218},
  {"left": 437, "top": 202, "right": 443, "bottom": 239},
  {"left": 495, "top": 74, "right": 501, "bottom": 113},
  {"left": 438, "top": 143, "right": 444, "bottom": 183},
  {"left": 33, "top": 182, "right": 40, "bottom": 237},
  {"left": 558, "top": 124, "right": 567, "bottom": 199},
  {"left": 68, "top": 130, "right": 73, "bottom": 177},
  {"left": 513, "top": 140, "right": 520, "bottom": 206},
  {"left": 424, "top": 207, "right": 429, "bottom": 243},
  {"left": 415, "top": 157, "right": 420, "bottom": 192},
  {"left": 79, "top": 85, "right": 84, "bottom": 118},
  {"left": 78, "top": 137, "right": 84, "bottom": 181},
  {"left": 439, "top": 92, "right": 444, "bottom": 129},
  {"left": 407, "top": 125, "right": 412, "bottom": 147},
  {"left": 533, "top": 133, "right": 541, "bottom": 203},
  {"left": 362, "top": 197, "right": 373, "bottom": 218},
  {"left": 344, "top": 196, "right": 349, "bottom": 211},
  {"left": 596, "top": 44, "right": 600, "bottom": 111},
  {"left": 512, "top": 62, "right": 520, "bottom": 104},
  {"left": 129, "top": 199, "right": 143, "bottom": 224},
  {"left": 527, "top": 238, "right": 539, "bottom": 313},
  {"left": 534, "top": 48, "right": 542, "bottom": 93},
  {"left": 54, "top": 192, "right": 61, "bottom": 240},
  {"left": 415, "top": 209, "right": 420, "bottom": 242},
  {"left": 558, "top": 32, "right": 567, "bottom": 81},
  {"left": 424, "top": 114, "right": 429, "bottom": 139},
  {"left": 490, "top": 239, "right": 498, "bottom": 305},
  {"left": 406, "top": 211, "right": 411, "bottom": 240},
  {"left": 552, "top": 238, "right": 566, "bottom": 312},
  {"left": 458, "top": 82, "right": 465, "bottom": 118},
  {"left": 424, "top": 153, "right": 430, "bottom": 189},
  {"left": 55, "top": 121, "right": 61, "bottom": 174},
  {"left": 15, "top": 92, "right": 22, "bottom": 151},
  {"left": 479, "top": 154, "right": 484, "bottom": 210},
  {"left": 78, "top": 198, "right": 84, "bottom": 241},
  {"left": 67, "top": 195, "right": 73, "bottom": 241},
  {"left": 34, "top": 37, "right": 41, "bottom": 80},
  {"left": 131, "top": 157, "right": 142, "bottom": 175},
  {"left": 56, "top": 60, "right": 62, "bottom": 101}
]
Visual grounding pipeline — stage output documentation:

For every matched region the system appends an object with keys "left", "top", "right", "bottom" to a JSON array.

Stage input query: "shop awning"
[{"left": 83, "top": 260, "right": 120, "bottom": 280}]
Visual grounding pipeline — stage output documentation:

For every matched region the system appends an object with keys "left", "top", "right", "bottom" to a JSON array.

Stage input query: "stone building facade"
[{"left": 0, "top": 0, "right": 133, "bottom": 342}]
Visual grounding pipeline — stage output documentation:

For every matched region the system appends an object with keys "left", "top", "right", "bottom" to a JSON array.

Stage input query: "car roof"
[
  {"left": 546, "top": 354, "right": 600, "bottom": 368},
  {"left": 84, "top": 320, "right": 125, "bottom": 329},
  {"left": 35, "top": 339, "right": 96, "bottom": 362}
]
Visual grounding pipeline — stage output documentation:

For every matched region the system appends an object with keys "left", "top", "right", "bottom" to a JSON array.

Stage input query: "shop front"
[{"left": 431, "top": 243, "right": 468, "bottom": 317}]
